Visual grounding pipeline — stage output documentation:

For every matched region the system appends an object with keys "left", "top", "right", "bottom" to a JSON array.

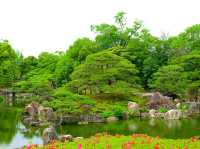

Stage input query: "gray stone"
[
  {"left": 78, "top": 121, "right": 89, "bottom": 125},
  {"left": 128, "top": 102, "right": 139, "bottom": 112},
  {"left": 73, "top": 137, "right": 84, "bottom": 142},
  {"left": 42, "top": 126, "right": 58, "bottom": 145},
  {"left": 123, "top": 111, "right": 129, "bottom": 120},
  {"left": 164, "top": 109, "right": 182, "bottom": 120},
  {"left": 149, "top": 109, "right": 164, "bottom": 118},
  {"left": 141, "top": 112, "right": 150, "bottom": 118},
  {"left": 38, "top": 106, "right": 56, "bottom": 121},
  {"left": 25, "top": 102, "right": 40, "bottom": 117},
  {"left": 149, "top": 109, "right": 157, "bottom": 118},
  {"left": 59, "top": 134, "right": 73, "bottom": 142},
  {"left": 151, "top": 92, "right": 163, "bottom": 100},
  {"left": 106, "top": 116, "right": 119, "bottom": 123}
]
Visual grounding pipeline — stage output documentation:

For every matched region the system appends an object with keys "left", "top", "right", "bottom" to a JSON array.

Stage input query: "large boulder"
[
  {"left": 187, "top": 102, "right": 200, "bottom": 114},
  {"left": 164, "top": 109, "right": 182, "bottom": 120},
  {"left": 151, "top": 92, "right": 163, "bottom": 100},
  {"left": 42, "top": 126, "right": 58, "bottom": 145},
  {"left": 149, "top": 109, "right": 164, "bottom": 118},
  {"left": 149, "top": 109, "right": 157, "bottom": 118},
  {"left": 147, "top": 92, "right": 175, "bottom": 110},
  {"left": 38, "top": 106, "right": 56, "bottom": 121},
  {"left": 59, "top": 134, "right": 73, "bottom": 142},
  {"left": 25, "top": 102, "right": 40, "bottom": 117},
  {"left": 79, "top": 114, "right": 105, "bottom": 123},
  {"left": 22, "top": 117, "right": 40, "bottom": 126},
  {"left": 106, "top": 116, "right": 119, "bottom": 123},
  {"left": 128, "top": 102, "right": 139, "bottom": 112},
  {"left": 60, "top": 115, "right": 80, "bottom": 124}
]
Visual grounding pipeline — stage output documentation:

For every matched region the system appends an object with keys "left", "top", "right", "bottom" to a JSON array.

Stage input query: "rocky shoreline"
[
  {"left": 23, "top": 92, "right": 200, "bottom": 127},
  {"left": 22, "top": 92, "right": 200, "bottom": 144}
]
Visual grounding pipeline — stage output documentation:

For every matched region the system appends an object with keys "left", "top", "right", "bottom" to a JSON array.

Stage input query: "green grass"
[{"left": 23, "top": 134, "right": 200, "bottom": 149}]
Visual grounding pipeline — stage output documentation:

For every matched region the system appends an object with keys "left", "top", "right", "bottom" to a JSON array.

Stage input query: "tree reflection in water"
[{"left": 0, "top": 106, "right": 20, "bottom": 144}]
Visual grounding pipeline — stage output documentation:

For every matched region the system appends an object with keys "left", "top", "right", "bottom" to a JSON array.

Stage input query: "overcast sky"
[{"left": 0, "top": 0, "right": 200, "bottom": 56}]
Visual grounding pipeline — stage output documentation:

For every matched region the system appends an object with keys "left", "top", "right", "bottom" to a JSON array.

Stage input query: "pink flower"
[
  {"left": 78, "top": 144, "right": 82, "bottom": 149},
  {"left": 26, "top": 144, "right": 31, "bottom": 149}
]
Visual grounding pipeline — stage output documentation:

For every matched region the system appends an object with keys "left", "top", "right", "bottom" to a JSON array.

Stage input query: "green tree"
[
  {"left": 68, "top": 51, "right": 141, "bottom": 100},
  {"left": 0, "top": 40, "right": 20, "bottom": 88},
  {"left": 150, "top": 65, "right": 187, "bottom": 98}
]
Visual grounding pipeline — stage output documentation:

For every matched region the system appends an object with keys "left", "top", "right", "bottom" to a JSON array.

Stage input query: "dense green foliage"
[{"left": 0, "top": 12, "right": 200, "bottom": 115}]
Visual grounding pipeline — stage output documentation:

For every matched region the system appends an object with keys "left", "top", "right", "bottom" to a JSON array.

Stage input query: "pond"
[{"left": 1, "top": 107, "right": 200, "bottom": 149}]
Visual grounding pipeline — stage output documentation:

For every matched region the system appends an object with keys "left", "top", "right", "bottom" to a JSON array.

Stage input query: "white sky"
[{"left": 0, "top": 0, "right": 200, "bottom": 56}]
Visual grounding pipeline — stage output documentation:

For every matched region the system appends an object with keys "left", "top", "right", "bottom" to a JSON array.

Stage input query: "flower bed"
[{"left": 23, "top": 134, "right": 200, "bottom": 149}]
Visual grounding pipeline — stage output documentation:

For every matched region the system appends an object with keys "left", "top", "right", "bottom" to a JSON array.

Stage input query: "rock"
[
  {"left": 128, "top": 102, "right": 139, "bottom": 112},
  {"left": 25, "top": 105, "right": 37, "bottom": 117},
  {"left": 164, "top": 96, "right": 173, "bottom": 100},
  {"left": 23, "top": 117, "right": 34, "bottom": 125},
  {"left": 39, "top": 107, "right": 56, "bottom": 121},
  {"left": 164, "top": 109, "right": 182, "bottom": 120},
  {"left": 123, "top": 111, "right": 129, "bottom": 120},
  {"left": 73, "top": 137, "right": 83, "bottom": 142},
  {"left": 174, "top": 99, "right": 181, "bottom": 104},
  {"left": 141, "top": 93, "right": 154, "bottom": 99},
  {"left": 42, "top": 126, "right": 58, "bottom": 145},
  {"left": 25, "top": 102, "right": 40, "bottom": 117},
  {"left": 151, "top": 92, "right": 163, "bottom": 100},
  {"left": 187, "top": 102, "right": 200, "bottom": 114},
  {"left": 149, "top": 109, "right": 157, "bottom": 118},
  {"left": 149, "top": 109, "right": 164, "bottom": 118},
  {"left": 106, "top": 116, "right": 119, "bottom": 123},
  {"left": 141, "top": 112, "right": 150, "bottom": 118},
  {"left": 147, "top": 92, "right": 175, "bottom": 110},
  {"left": 30, "top": 101, "right": 40, "bottom": 111},
  {"left": 78, "top": 121, "right": 89, "bottom": 125},
  {"left": 61, "top": 115, "right": 80, "bottom": 124},
  {"left": 59, "top": 134, "right": 73, "bottom": 142},
  {"left": 23, "top": 117, "right": 40, "bottom": 126},
  {"left": 79, "top": 114, "right": 105, "bottom": 123}
]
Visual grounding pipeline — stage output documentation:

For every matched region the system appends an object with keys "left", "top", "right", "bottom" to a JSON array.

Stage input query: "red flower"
[
  {"left": 154, "top": 144, "right": 159, "bottom": 149},
  {"left": 78, "top": 144, "right": 82, "bottom": 149}
]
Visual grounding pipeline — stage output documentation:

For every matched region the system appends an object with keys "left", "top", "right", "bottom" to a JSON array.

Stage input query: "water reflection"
[
  {"left": 0, "top": 107, "right": 42, "bottom": 149},
  {"left": 58, "top": 117, "right": 200, "bottom": 139},
  {"left": 1, "top": 106, "right": 200, "bottom": 149},
  {"left": 0, "top": 106, "right": 19, "bottom": 144}
]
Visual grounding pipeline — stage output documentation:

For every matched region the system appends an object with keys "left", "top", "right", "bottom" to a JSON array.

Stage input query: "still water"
[{"left": 1, "top": 107, "right": 200, "bottom": 149}]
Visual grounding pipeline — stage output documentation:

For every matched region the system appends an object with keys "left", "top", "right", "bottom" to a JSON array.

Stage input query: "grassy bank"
[{"left": 23, "top": 134, "right": 200, "bottom": 149}]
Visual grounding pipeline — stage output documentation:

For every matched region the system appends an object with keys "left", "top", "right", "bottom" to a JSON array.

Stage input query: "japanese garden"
[{"left": 0, "top": 12, "right": 200, "bottom": 149}]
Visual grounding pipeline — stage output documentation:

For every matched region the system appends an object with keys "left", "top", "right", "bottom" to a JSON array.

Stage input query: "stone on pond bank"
[
  {"left": 164, "top": 109, "right": 182, "bottom": 120},
  {"left": 106, "top": 116, "right": 119, "bottom": 123},
  {"left": 149, "top": 109, "right": 164, "bottom": 118},
  {"left": 59, "top": 134, "right": 73, "bottom": 142},
  {"left": 128, "top": 102, "right": 139, "bottom": 112},
  {"left": 42, "top": 126, "right": 58, "bottom": 145}
]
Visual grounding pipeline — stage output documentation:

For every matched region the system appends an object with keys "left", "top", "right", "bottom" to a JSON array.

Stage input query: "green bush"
[
  {"left": 100, "top": 111, "right": 114, "bottom": 118},
  {"left": 0, "top": 96, "right": 4, "bottom": 103},
  {"left": 159, "top": 107, "right": 168, "bottom": 113},
  {"left": 113, "top": 105, "right": 125, "bottom": 117},
  {"left": 130, "top": 96, "right": 147, "bottom": 107},
  {"left": 178, "top": 103, "right": 189, "bottom": 111}
]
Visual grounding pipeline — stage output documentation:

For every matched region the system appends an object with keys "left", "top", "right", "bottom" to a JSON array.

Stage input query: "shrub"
[
  {"left": 178, "top": 103, "right": 189, "bottom": 111},
  {"left": 159, "top": 107, "right": 168, "bottom": 113},
  {"left": 0, "top": 96, "right": 4, "bottom": 103},
  {"left": 113, "top": 105, "right": 125, "bottom": 118},
  {"left": 100, "top": 111, "right": 114, "bottom": 118}
]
